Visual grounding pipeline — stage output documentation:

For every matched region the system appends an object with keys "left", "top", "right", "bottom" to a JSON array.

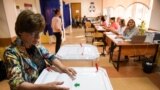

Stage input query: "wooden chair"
[
  {"left": 92, "top": 32, "right": 105, "bottom": 56},
  {"left": 85, "top": 21, "right": 95, "bottom": 43}
]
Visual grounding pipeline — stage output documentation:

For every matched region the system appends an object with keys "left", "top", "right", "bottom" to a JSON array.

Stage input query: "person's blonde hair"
[{"left": 127, "top": 19, "right": 135, "bottom": 27}]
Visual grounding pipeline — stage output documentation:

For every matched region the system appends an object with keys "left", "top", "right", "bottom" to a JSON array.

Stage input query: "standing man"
[{"left": 51, "top": 9, "right": 62, "bottom": 53}]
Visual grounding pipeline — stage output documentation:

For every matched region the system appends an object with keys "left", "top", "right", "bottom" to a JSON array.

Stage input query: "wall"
[
  {"left": 64, "top": 0, "right": 103, "bottom": 17},
  {"left": 0, "top": 0, "right": 10, "bottom": 38},
  {"left": 149, "top": 0, "right": 160, "bottom": 31},
  {"left": 15, "top": 0, "right": 40, "bottom": 13},
  {"left": 103, "top": 0, "right": 151, "bottom": 9},
  {"left": 149, "top": 0, "right": 160, "bottom": 66},
  {"left": 1, "top": 0, "right": 17, "bottom": 38},
  {"left": 0, "top": 0, "right": 40, "bottom": 46}
]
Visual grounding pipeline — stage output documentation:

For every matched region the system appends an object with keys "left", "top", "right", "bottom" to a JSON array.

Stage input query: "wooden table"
[{"left": 106, "top": 34, "right": 159, "bottom": 71}]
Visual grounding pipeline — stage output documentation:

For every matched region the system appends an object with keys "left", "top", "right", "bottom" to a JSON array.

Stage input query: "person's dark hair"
[
  {"left": 110, "top": 17, "right": 115, "bottom": 21},
  {"left": 101, "top": 16, "right": 106, "bottom": 22},
  {"left": 53, "top": 9, "right": 60, "bottom": 15},
  {"left": 15, "top": 10, "right": 45, "bottom": 36},
  {"left": 120, "top": 19, "right": 125, "bottom": 27}
]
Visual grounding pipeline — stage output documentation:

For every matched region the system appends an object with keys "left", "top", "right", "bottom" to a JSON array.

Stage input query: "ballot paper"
[{"left": 35, "top": 67, "right": 113, "bottom": 90}]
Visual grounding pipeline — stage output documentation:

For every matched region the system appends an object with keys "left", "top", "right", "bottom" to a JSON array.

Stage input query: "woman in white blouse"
[
  {"left": 51, "top": 9, "right": 62, "bottom": 53},
  {"left": 117, "top": 19, "right": 126, "bottom": 35}
]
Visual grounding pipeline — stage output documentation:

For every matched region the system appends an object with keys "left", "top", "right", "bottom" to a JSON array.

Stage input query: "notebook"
[{"left": 131, "top": 35, "right": 146, "bottom": 43}]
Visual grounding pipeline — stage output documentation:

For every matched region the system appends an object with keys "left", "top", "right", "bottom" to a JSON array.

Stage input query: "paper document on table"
[
  {"left": 115, "top": 38, "right": 123, "bottom": 42},
  {"left": 98, "top": 26, "right": 103, "bottom": 29}
]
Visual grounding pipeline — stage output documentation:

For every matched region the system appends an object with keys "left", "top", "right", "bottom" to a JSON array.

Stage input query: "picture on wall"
[
  {"left": 89, "top": 2, "right": 95, "bottom": 12},
  {"left": 24, "top": 3, "right": 32, "bottom": 10}
]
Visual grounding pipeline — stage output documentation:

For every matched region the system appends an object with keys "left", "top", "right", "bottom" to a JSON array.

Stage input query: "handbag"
[{"left": 0, "top": 61, "right": 7, "bottom": 81}]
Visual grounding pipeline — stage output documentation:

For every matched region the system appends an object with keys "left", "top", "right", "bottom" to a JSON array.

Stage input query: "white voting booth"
[
  {"left": 35, "top": 67, "right": 113, "bottom": 90},
  {"left": 55, "top": 44, "right": 100, "bottom": 66}
]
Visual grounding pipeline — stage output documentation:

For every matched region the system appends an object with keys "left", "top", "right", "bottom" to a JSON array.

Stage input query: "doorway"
[{"left": 71, "top": 3, "right": 81, "bottom": 27}]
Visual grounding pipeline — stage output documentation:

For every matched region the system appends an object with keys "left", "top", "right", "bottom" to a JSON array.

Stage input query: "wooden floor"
[{"left": 0, "top": 28, "right": 160, "bottom": 90}]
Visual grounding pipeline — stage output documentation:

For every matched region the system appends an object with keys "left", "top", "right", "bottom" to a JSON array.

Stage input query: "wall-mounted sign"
[
  {"left": 89, "top": 2, "right": 95, "bottom": 12},
  {"left": 24, "top": 3, "right": 32, "bottom": 10}
]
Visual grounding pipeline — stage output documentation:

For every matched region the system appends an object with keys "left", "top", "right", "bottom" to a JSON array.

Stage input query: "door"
[{"left": 71, "top": 3, "right": 81, "bottom": 20}]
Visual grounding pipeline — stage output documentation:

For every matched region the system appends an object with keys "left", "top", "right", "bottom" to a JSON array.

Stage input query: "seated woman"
[
  {"left": 3, "top": 10, "right": 76, "bottom": 90},
  {"left": 109, "top": 19, "right": 126, "bottom": 53},
  {"left": 75, "top": 15, "right": 81, "bottom": 28},
  {"left": 104, "top": 17, "right": 119, "bottom": 32},
  {"left": 118, "top": 19, "right": 126, "bottom": 35},
  {"left": 100, "top": 16, "right": 108, "bottom": 27},
  {"left": 96, "top": 16, "right": 102, "bottom": 22},
  {"left": 111, "top": 19, "right": 126, "bottom": 35},
  {"left": 117, "top": 19, "right": 139, "bottom": 39},
  {"left": 82, "top": 15, "right": 88, "bottom": 28}
]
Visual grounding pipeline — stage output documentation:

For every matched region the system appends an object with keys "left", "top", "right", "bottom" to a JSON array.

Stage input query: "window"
[{"left": 115, "top": 6, "right": 125, "bottom": 18}]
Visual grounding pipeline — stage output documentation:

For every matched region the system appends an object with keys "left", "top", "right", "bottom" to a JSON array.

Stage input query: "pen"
[
  {"left": 95, "top": 63, "right": 98, "bottom": 72},
  {"left": 80, "top": 43, "right": 82, "bottom": 47},
  {"left": 80, "top": 43, "right": 84, "bottom": 55}
]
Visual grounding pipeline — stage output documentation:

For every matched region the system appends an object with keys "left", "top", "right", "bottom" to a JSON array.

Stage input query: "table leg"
[
  {"left": 109, "top": 42, "right": 114, "bottom": 62},
  {"left": 116, "top": 46, "right": 121, "bottom": 71},
  {"left": 153, "top": 45, "right": 159, "bottom": 63}
]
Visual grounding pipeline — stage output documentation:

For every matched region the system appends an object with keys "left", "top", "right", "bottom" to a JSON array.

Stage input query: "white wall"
[
  {"left": 35, "top": 0, "right": 41, "bottom": 13},
  {"left": 103, "top": 0, "right": 151, "bottom": 9},
  {"left": 2, "top": 0, "right": 17, "bottom": 38},
  {"left": 15, "top": 0, "right": 40, "bottom": 13},
  {"left": 64, "top": 0, "right": 103, "bottom": 17},
  {"left": 149, "top": 0, "right": 160, "bottom": 31},
  {"left": 0, "top": 0, "right": 41, "bottom": 39},
  {"left": 0, "top": 0, "right": 10, "bottom": 38}
]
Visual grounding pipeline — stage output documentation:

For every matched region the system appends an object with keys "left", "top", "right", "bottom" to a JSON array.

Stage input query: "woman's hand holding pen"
[
  {"left": 62, "top": 67, "right": 77, "bottom": 80},
  {"left": 51, "top": 59, "right": 77, "bottom": 80}
]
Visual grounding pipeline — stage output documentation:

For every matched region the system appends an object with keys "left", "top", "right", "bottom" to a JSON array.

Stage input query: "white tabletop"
[
  {"left": 106, "top": 34, "right": 124, "bottom": 43},
  {"left": 35, "top": 67, "right": 113, "bottom": 90},
  {"left": 95, "top": 25, "right": 106, "bottom": 32},
  {"left": 56, "top": 44, "right": 99, "bottom": 60}
]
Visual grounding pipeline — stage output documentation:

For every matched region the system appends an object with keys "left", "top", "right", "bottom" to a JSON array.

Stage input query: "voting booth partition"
[
  {"left": 63, "top": 2, "right": 71, "bottom": 28},
  {"left": 40, "top": 0, "right": 60, "bottom": 35},
  {"left": 35, "top": 67, "right": 113, "bottom": 90},
  {"left": 40, "top": 0, "right": 71, "bottom": 35}
]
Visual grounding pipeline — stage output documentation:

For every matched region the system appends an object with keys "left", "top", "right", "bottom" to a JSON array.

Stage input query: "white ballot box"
[
  {"left": 56, "top": 44, "right": 100, "bottom": 66},
  {"left": 35, "top": 67, "right": 113, "bottom": 90}
]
